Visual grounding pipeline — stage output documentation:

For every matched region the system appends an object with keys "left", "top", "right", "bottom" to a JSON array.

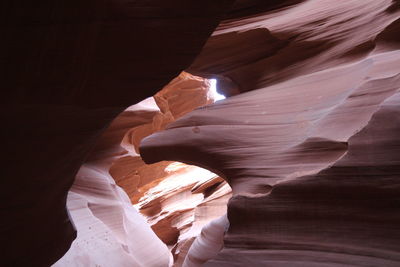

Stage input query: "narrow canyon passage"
[
  {"left": 3, "top": 1, "right": 400, "bottom": 266},
  {"left": 53, "top": 73, "right": 232, "bottom": 266}
]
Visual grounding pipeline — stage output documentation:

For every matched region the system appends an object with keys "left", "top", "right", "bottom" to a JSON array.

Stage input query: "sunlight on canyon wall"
[{"left": 54, "top": 72, "right": 231, "bottom": 267}]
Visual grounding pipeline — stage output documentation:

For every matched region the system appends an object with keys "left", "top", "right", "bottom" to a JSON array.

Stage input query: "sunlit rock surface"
[
  {"left": 135, "top": 162, "right": 231, "bottom": 266},
  {"left": 54, "top": 72, "right": 231, "bottom": 266},
  {"left": 141, "top": 0, "right": 400, "bottom": 265},
  {"left": 53, "top": 164, "right": 172, "bottom": 267}
]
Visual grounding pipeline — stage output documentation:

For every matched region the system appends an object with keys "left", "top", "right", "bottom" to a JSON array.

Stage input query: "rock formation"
[
  {"left": 2, "top": 0, "right": 400, "bottom": 266},
  {"left": 141, "top": 0, "right": 400, "bottom": 266},
  {"left": 53, "top": 72, "right": 231, "bottom": 266}
]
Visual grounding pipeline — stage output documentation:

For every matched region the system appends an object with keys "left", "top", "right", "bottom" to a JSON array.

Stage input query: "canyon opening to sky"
[
  {"left": 209, "top": 79, "right": 226, "bottom": 101},
  {"left": 4, "top": 1, "right": 400, "bottom": 266}
]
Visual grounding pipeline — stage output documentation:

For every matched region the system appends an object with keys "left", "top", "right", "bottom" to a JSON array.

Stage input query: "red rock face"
[{"left": 141, "top": 0, "right": 400, "bottom": 265}]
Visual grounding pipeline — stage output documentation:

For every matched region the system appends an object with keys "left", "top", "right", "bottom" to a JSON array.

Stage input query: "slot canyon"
[{"left": 2, "top": 1, "right": 400, "bottom": 266}]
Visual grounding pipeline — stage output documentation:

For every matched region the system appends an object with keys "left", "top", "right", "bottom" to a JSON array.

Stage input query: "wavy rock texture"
[
  {"left": 53, "top": 72, "right": 231, "bottom": 266},
  {"left": 141, "top": 0, "right": 400, "bottom": 265},
  {"left": 108, "top": 72, "right": 232, "bottom": 264},
  {"left": 52, "top": 97, "right": 170, "bottom": 267},
  {"left": 3, "top": 1, "right": 400, "bottom": 266},
  {"left": 52, "top": 164, "right": 172, "bottom": 267},
  {"left": 135, "top": 162, "right": 231, "bottom": 266}
]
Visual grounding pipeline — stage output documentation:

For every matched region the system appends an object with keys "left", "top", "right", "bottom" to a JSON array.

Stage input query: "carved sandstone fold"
[
  {"left": 141, "top": 57, "right": 400, "bottom": 266},
  {"left": 53, "top": 164, "right": 172, "bottom": 267},
  {"left": 140, "top": 0, "right": 400, "bottom": 265},
  {"left": 189, "top": 0, "right": 400, "bottom": 96},
  {"left": 204, "top": 90, "right": 400, "bottom": 267}
]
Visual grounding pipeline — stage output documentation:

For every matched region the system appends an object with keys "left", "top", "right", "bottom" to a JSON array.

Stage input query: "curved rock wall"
[
  {"left": 141, "top": 0, "right": 400, "bottom": 265},
  {"left": 3, "top": 0, "right": 400, "bottom": 266}
]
